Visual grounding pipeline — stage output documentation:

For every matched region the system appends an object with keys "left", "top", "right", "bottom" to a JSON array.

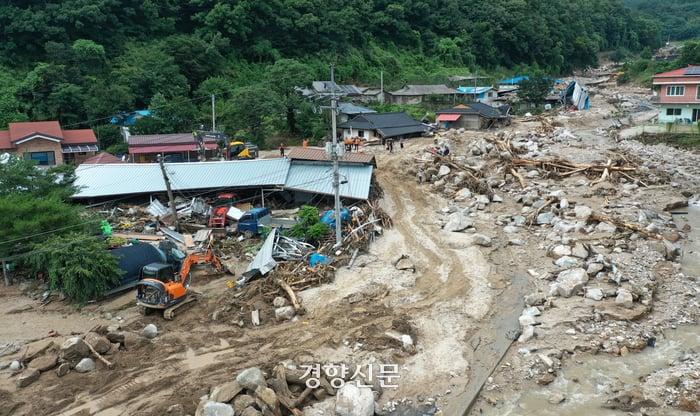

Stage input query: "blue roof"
[
  {"left": 110, "top": 110, "right": 152, "bottom": 126},
  {"left": 457, "top": 86, "right": 493, "bottom": 94},
  {"left": 498, "top": 76, "right": 529, "bottom": 85}
]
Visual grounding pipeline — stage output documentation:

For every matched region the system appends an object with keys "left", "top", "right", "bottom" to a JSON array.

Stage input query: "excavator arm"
[{"left": 178, "top": 249, "right": 223, "bottom": 282}]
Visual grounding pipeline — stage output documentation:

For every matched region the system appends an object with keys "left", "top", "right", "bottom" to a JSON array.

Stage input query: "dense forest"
[
  {"left": 625, "top": 0, "right": 700, "bottom": 42},
  {"left": 0, "top": 0, "right": 663, "bottom": 148}
]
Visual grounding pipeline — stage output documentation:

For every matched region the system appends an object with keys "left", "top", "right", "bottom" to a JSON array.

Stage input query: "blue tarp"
[
  {"left": 110, "top": 110, "right": 152, "bottom": 126},
  {"left": 498, "top": 76, "right": 529, "bottom": 85},
  {"left": 320, "top": 208, "right": 350, "bottom": 227}
]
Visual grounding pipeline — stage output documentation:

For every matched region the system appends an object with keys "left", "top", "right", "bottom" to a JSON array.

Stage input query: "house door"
[{"left": 693, "top": 109, "right": 699, "bottom": 123}]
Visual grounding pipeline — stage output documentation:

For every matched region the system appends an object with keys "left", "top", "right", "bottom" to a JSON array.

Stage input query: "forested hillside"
[
  {"left": 0, "top": 0, "right": 662, "bottom": 147},
  {"left": 625, "top": 0, "right": 700, "bottom": 41}
]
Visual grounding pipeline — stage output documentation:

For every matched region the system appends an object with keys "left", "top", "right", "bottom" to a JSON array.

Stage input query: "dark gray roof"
[
  {"left": 436, "top": 103, "right": 504, "bottom": 119},
  {"left": 338, "top": 102, "right": 377, "bottom": 115},
  {"left": 388, "top": 84, "right": 458, "bottom": 96},
  {"left": 339, "top": 112, "right": 428, "bottom": 138},
  {"left": 311, "top": 81, "right": 365, "bottom": 95}
]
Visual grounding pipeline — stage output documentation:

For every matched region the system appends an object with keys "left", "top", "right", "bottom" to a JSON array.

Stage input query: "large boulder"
[
  {"left": 549, "top": 268, "right": 588, "bottom": 297},
  {"left": 235, "top": 367, "right": 266, "bottom": 391},
  {"left": 28, "top": 354, "right": 58, "bottom": 372},
  {"left": 199, "top": 401, "right": 234, "bottom": 416},
  {"left": 444, "top": 212, "right": 473, "bottom": 232},
  {"left": 274, "top": 306, "right": 296, "bottom": 321},
  {"left": 210, "top": 381, "right": 242, "bottom": 403},
  {"left": 60, "top": 337, "right": 90, "bottom": 364},
  {"left": 437, "top": 165, "right": 451, "bottom": 178},
  {"left": 84, "top": 332, "right": 111, "bottom": 354},
  {"left": 75, "top": 357, "right": 96, "bottom": 373},
  {"left": 335, "top": 381, "right": 374, "bottom": 416}
]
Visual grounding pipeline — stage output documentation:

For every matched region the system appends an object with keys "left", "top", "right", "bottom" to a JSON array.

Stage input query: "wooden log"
[
  {"left": 84, "top": 339, "right": 114, "bottom": 369},
  {"left": 275, "top": 278, "right": 301, "bottom": 311}
]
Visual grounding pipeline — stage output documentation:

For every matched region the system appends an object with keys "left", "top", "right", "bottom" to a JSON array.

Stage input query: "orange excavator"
[{"left": 135, "top": 248, "right": 222, "bottom": 319}]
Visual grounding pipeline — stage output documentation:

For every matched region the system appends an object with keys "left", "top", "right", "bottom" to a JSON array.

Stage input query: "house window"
[
  {"left": 24, "top": 151, "right": 56, "bottom": 166},
  {"left": 666, "top": 108, "right": 682, "bottom": 116},
  {"left": 358, "top": 130, "right": 365, "bottom": 137},
  {"left": 666, "top": 86, "right": 685, "bottom": 96}
]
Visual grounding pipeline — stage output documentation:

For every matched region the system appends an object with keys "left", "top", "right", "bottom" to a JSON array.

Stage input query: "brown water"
[{"left": 481, "top": 204, "right": 700, "bottom": 416}]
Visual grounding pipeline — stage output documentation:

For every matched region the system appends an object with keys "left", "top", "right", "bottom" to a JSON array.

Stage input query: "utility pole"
[
  {"left": 157, "top": 155, "right": 180, "bottom": 232},
  {"left": 380, "top": 71, "right": 384, "bottom": 104},
  {"left": 330, "top": 65, "right": 342, "bottom": 247},
  {"left": 211, "top": 94, "right": 216, "bottom": 132}
]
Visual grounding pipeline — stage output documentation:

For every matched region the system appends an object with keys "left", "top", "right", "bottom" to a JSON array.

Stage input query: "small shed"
[{"left": 436, "top": 103, "right": 510, "bottom": 130}]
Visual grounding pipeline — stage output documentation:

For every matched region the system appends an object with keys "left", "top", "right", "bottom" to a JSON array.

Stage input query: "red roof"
[
  {"left": 436, "top": 114, "right": 461, "bottom": 122},
  {"left": 128, "top": 143, "right": 218, "bottom": 154},
  {"left": 654, "top": 65, "right": 700, "bottom": 78},
  {"left": 63, "top": 129, "right": 97, "bottom": 145},
  {"left": 81, "top": 152, "right": 123, "bottom": 164},
  {"left": 0, "top": 121, "right": 97, "bottom": 150},
  {"left": 9, "top": 121, "right": 63, "bottom": 141},
  {"left": 287, "top": 146, "right": 376, "bottom": 165}
]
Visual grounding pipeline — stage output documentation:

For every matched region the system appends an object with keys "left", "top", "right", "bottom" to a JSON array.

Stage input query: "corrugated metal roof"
[
  {"left": 73, "top": 159, "right": 290, "bottom": 198},
  {"left": 128, "top": 133, "right": 217, "bottom": 146},
  {"left": 285, "top": 162, "right": 373, "bottom": 200},
  {"left": 287, "top": 147, "right": 376, "bottom": 165},
  {"left": 388, "top": 85, "right": 457, "bottom": 96}
]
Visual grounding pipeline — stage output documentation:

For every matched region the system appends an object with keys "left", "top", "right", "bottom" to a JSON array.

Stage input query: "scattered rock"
[
  {"left": 210, "top": 381, "right": 243, "bottom": 403},
  {"left": 275, "top": 306, "right": 296, "bottom": 321},
  {"left": 166, "top": 404, "right": 185, "bottom": 416},
  {"left": 537, "top": 212, "right": 555, "bottom": 225},
  {"left": 335, "top": 381, "right": 375, "bottom": 416},
  {"left": 537, "top": 373, "right": 556, "bottom": 385},
  {"left": 142, "top": 323, "right": 158, "bottom": 339},
  {"left": 9, "top": 360, "right": 21, "bottom": 372},
  {"left": 16, "top": 369, "right": 40, "bottom": 387},
  {"left": 571, "top": 243, "right": 588, "bottom": 259},
  {"left": 595, "top": 222, "right": 617, "bottom": 234},
  {"left": 518, "top": 325, "right": 535, "bottom": 343},
  {"left": 664, "top": 198, "right": 687, "bottom": 211},
  {"left": 233, "top": 395, "right": 256, "bottom": 414},
  {"left": 236, "top": 367, "right": 267, "bottom": 391},
  {"left": 662, "top": 239, "right": 680, "bottom": 261},
  {"left": 551, "top": 245, "right": 572, "bottom": 258},
  {"left": 272, "top": 296, "right": 288, "bottom": 308},
  {"left": 524, "top": 293, "right": 545, "bottom": 306},
  {"left": 59, "top": 337, "right": 90, "bottom": 363},
  {"left": 548, "top": 392, "right": 566, "bottom": 404},
  {"left": 615, "top": 288, "right": 634, "bottom": 308},
  {"left": 75, "top": 357, "right": 96, "bottom": 373},
  {"left": 574, "top": 205, "right": 593, "bottom": 220},
  {"left": 454, "top": 188, "right": 472, "bottom": 202},
  {"left": 444, "top": 212, "right": 473, "bottom": 232},
  {"left": 586, "top": 263, "right": 605, "bottom": 276},
  {"left": 554, "top": 256, "right": 580, "bottom": 269},
  {"left": 84, "top": 332, "right": 111, "bottom": 354},
  {"left": 28, "top": 354, "right": 58, "bottom": 372},
  {"left": 585, "top": 288, "right": 604, "bottom": 301},
  {"left": 255, "top": 385, "right": 279, "bottom": 411},
  {"left": 603, "top": 389, "right": 657, "bottom": 412},
  {"left": 437, "top": 165, "right": 451, "bottom": 178},
  {"left": 472, "top": 234, "right": 492, "bottom": 247},
  {"left": 240, "top": 407, "right": 263, "bottom": 416},
  {"left": 550, "top": 268, "right": 588, "bottom": 297},
  {"left": 200, "top": 401, "right": 234, "bottom": 416},
  {"left": 56, "top": 362, "right": 71, "bottom": 377}
]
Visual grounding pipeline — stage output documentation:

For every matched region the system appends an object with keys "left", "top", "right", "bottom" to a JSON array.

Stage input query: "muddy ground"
[{"left": 1, "top": 72, "right": 699, "bottom": 416}]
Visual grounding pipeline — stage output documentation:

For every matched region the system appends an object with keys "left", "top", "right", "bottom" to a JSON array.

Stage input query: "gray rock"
[
  {"left": 555, "top": 256, "right": 580, "bottom": 269},
  {"left": 201, "top": 401, "right": 234, "bottom": 416},
  {"left": 16, "top": 369, "right": 40, "bottom": 387},
  {"left": 551, "top": 245, "right": 571, "bottom": 258},
  {"left": 524, "top": 293, "right": 545, "bottom": 306},
  {"left": 241, "top": 407, "right": 262, "bottom": 416},
  {"left": 275, "top": 306, "right": 296, "bottom": 321},
  {"left": 335, "top": 381, "right": 374, "bottom": 416},
  {"left": 454, "top": 188, "right": 473, "bottom": 202},
  {"left": 492, "top": 194, "right": 503, "bottom": 203},
  {"left": 255, "top": 385, "right": 278, "bottom": 410},
  {"left": 60, "top": 337, "right": 90, "bottom": 363},
  {"left": 526, "top": 170, "right": 540, "bottom": 178},
  {"left": 472, "top": 234, "right": 492, "bottom": 247},
  {"left": 523, "top": 306, "right": 541, "bottom": 316},
  {"left": 574, "top": 205, "right": 593, "bottom": 221},
  {"left": 437, "top": 165, "right": 451, "bottom": 178},
  {"left": 503, "top": 225, "right": 519, "bottom": 234},
  {"left": 444, "top": 212, "right": 473, "bottom": 232},
  {"left": 233, "top": 395, "right": 256, "bottom": 414},
  {"left": 663, "top": 239, "right": 680, "bottom": 261},
  {"left": 142, "top": 323, "right": 158, "bottom": 339},
  {"left": 513, "top": 215, "right": 527, "bottom": 226},
  {"left": 518, "top": 325, "right": 535, "bottom": 343},
  {"left": 585, "top": 288, "right": 604, "bottom": 301},
  {"left": 550, "top": 268, "right": 589, "bottom": 297},
  {"left": 509, "top": 239, "right": 525, "bottom": 246},
  {"left": 75, "top": 357, "right": 95, "bottom": 373},
  {"left": 56, "top": 362, "right": 71, "bottom": 377},
  {"left": 519, "top": 314, "right": 536, "bottom": 327},
  {"left": 9, "top": 360, "right": 21, "bottom": 372},
  {"left": 548, "top": 392, "right": 566, "bottom": 404},
  {"left": 595, "top": 222, "right": 617, "bottom": 234},
  {"left": 615, "top": 288, "right": 634, "bottom": 308},
  {"left": 587, "top": 263, "right": 605, "bottom": 276},
  {"left": 475, "top": 194, "right": 490, "bottom": 205},
  {"left": 559, "top": 198, "right": 569, "bottom": 209},
  {"left": 272, "top": 296, "right": 288, "bottom": 308},
  {"left": 537, "top": 212, "right": 555, "bottom": 225},
  {"left": 571, "top": 243, "right": 589, "bottom": 259},
  {"left": 236, "top": 367, "right": 266, "bottom": 391},
  {"left": 166, "top": 404, "right": 185, "bottom": 416},
  {"left": 210, "top": 381, "right": 242, "bottom": 403}
]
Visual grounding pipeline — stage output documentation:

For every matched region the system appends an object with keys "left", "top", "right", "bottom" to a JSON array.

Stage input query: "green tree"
[
  {"left": 518, "top": 75, "right": 552, "bottom": 105},
  {"left": 220, "top": 85, "right": 282, "bottom": 146},
  {"left": 267, "top": 59, "right": 313, "bottom": 134},
  {"left": 26, "top": 233, "right": 122, "bottom": 303},
  {"left": 0, "top": 156, "right": 77, "bottom": 200}
]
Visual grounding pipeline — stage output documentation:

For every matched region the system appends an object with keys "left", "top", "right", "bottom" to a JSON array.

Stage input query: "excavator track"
[{"left": 162, "top": 292, "right": 201, "bottom": 320}]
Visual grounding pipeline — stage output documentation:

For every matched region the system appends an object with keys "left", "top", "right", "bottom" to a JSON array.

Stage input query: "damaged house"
[{"left": 436, "top": 103, "right": 511, "bottom": 130}]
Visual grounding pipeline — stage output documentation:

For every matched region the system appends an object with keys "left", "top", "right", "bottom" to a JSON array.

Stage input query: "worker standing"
[
  {"left": 388, "top": 138, "right": 394, "bottom": 153},
  {"left": 399, "top": 137, "right": 405, "bottom": 150},
  {"left": 354, "top": 137, "right": 360, "bottom": 151},
  {"left": 302, "top": 138, "right": 309, "bottom": 147},
  {"left": 417, "top": 167, "right": 425, "bottom": 184},
  {"left": 279, "top": 143, "right": 286, "bottom": 157}
]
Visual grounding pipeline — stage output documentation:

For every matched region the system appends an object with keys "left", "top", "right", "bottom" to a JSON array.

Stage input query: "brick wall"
[{"left": 13, "top": 139, "right": 64, "bottom": 165}]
